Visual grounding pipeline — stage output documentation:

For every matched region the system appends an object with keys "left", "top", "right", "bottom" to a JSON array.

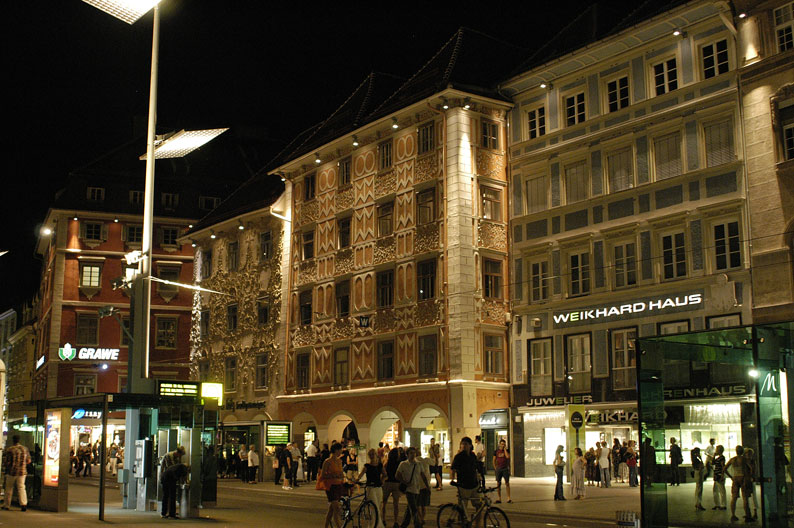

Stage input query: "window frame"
[
  {"left": 226, "top": 303, "right": 239, "bottom": 332},
  {"left": 299, "top": 290, "right": 313, "bottom": 325},
  {"left": 712, "top": 218, "right": 742, "bottom": 271},
  {"left": 125, "top": 224, "right": 143, "bottom": 244},
  {"left": 706, "top": 313, "right": 742, "bottom": 329},
  {"left": 568, "top": 249, "right": 591, "bottom": 297},
  {"left": 418, "top": 333, "right": 438, "bottom": 377},
  {"left": 605, "top": 146, "right": 635, "bottom": 193},
  {"left": 161, "top": 192, "right": 179, "bottom": 209},
  {"left": 74, "top": 374, "right": 97, "bottom": 396},
  {"left": 303, "top": 173, "right": 316, "bottom": 201},
  {"left": 566, "top": 333, "right": 592, "bottom": 393},
  {"left": 564, "top": 160, "right": 589, "bottom": 204},
  {"left": 774, "top": 3, "right": 794, "bottom": 53},
  {"left": 296, "top": 352, "right": 310, "bottom": 390},
  {"left": 255, "top": 353, "right": 268, "bottom": 390},
  {"left": 199, "top": 196, "right": 220, "bottom": 211},
  {"left": 529, "top": 258, "right": 549, "bottom": 303},
  {"left": 417, "top": 259, "right": 436, "bottom": 301},
  {"left": 703, "top": 118, "right": 735, "bottom": 167},
  {"left": 417, "top": 188, "right": 436, "bottom": 225},
  {"left": 129, "top": 190, "right": 143, "bottom": 205},
  {"left": 200, "top": 310, "right": 210, "bottom": 338},
  {"left": 121, "top": 316, "right": 131, "bottom": 347},
  {"left": 378, "top": 140, "right": 393, "bottom": 171},
  {"left": 201, "top": 249, "right": 213, "bottom": 279},
  {"left": 224, "top": 357, "right": 237, "bottom": 392},
  {"left": 661, "top": 230, "right": 688, "bottom": 280},
  {"left": 227, "top": 241, "right": 239, "bottom": 271},
  {"left": 483, "top": 333, "right": 504, "bottom": 375},
  {"left": 80, "top": 263, "right": 102, "bottom": 288},
  {"left": 611, "top": 327, "right": 637, "bottom": 391},
  {"left": 605, "top": 74, "right": 630, "bottom": 113},
  {"left": 652, "top": 57, "right": 679, "bottom": 96},
  {"left": 87, "top": 186, "right": 105, "bottom": 201},
  {"left": 377, "top": 340, "right": 395, "bottom": 381},
  {"left": 157, "top": 265, "right": 180, "bottom": 294},
  {"left": 257, "top": 300, "right": 270, "bottom": 326},
  {"left": 480, "top": 120, "right": 500, "bottom": 150},
  {"left": 652, "top": 130, "right": 683, "bottom": 181},
  {"left": 482, "top": 258, "right": 503, "bottom": 300},
  {"left": 563, "top": 91, "right": 586, "bottom": 126},
  {"left": 526, "top": 104, "right": 546, "bottom": 139},
  {"left": 480, "top": 186, "right": 502, "bottom": 221},
  {"left": 418, "top": 121, "right": 435, "bottom": 155},
  {"left": 377, "top": 202, "right": 394, "bottom": 237},
  {"left": 155, "top": 316, "right": 178, "bottom": 349},
  {"left": 612, "top": 240, "right": 638, "bottom": 289},
  {"left": 338, "top": 216, "right": 352, "bottom": 248},
  {"left": 336, "top": 280, "right": 350, "bottom": 317},
  {"left": 376, "top": 269, "right": 394, "bottom": 308},
  {"left": 529, "top": 337, "right": 552, "bottom": 396},
  {"left": 700, "top": 37, "right": 730, "bottom": 79},
  {"left": 260, "top": 231, "right": 272, "bottom": 261},
  {"left": 161, "top": 226, "right": 179, "bottom": 247},
  {"left": 334, "top": 347, "right": 349, "bottom": 386},
  {"left": 76, "top": 313, "right": 99, "bottom": 346},
  {"left": 339, "top": 158, "right": 352, "bottom": 186},
  {"left": 302, "top": 229, "right": 315, "bottom": 260},
  {"left": 83, "top": 221, "right": 103, "bottom": 242},
  {"left": 784, "top": 121, "right": 794, "bottom": 161}
]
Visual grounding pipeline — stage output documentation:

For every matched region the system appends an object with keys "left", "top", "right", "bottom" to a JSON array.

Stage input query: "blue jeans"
[
  {"left": 554, "top": 465, "right": 565, "bottom": 499},
  {"left": 629, "top": 465, "right": 638, "bottom": 487},
  {"left": 601, "top": 467, "right": 611, "bottom": 487}
]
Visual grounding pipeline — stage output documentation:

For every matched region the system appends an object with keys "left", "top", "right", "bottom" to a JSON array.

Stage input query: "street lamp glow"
[
  {"left": 82, "top": 0, "right": 161, "bottom": 24},
  {"left": 139, "top": 128, "right": 229, "bottom": 160},
  {"left": 749, "top": 369, "right": 760, "bottom": 378},
  {"left": 41, "top": 227, "right": 52, "bottom": 236}
]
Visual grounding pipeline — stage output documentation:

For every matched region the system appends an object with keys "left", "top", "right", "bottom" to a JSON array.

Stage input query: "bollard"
[{"left": 616, "top": 510, "right": 639, "bottom": 527}]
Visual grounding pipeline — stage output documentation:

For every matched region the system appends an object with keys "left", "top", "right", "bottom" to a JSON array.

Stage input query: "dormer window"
[
  {"left": 162, "top": 192, "right": 179, "bottom": 209},
  {"left": 87, "top": 187, "right": 105, "bottom": 201}
]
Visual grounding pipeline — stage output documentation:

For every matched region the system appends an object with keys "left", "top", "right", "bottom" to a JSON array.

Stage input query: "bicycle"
[
  {"left": 338, "top": 482, "right": 380, "bottom": 528},
  {"left": 437, "top": 484, "right": 510, "bottom": 528}
]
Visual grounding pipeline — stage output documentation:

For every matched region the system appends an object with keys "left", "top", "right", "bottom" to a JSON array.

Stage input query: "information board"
[
  {"left": 44, "top": 410, "right": 62, "bottom": 487},
  {"left": 266, "top": 423, "right": 291, "bottom": 445},
  {"left": 158, "top": 380, "right": 199, "bottom": 398}
]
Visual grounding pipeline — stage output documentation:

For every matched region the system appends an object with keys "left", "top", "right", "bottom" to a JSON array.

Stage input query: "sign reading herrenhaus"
[{"left": 552, "top": 290, "right": 703, "bottom": 329}]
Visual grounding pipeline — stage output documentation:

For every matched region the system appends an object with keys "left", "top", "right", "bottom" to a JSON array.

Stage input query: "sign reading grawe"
[
  {"left": 58, "top": 343, "right": 120, "bottom": 361},
  {"left": 552, "top": 291, "right": 704, "bottom": 328}
]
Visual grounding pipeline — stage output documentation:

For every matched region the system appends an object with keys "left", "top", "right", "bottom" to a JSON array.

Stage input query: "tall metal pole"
[
  {"left": 139, "top": 2, "right": 160, "bottom": 383},
  {"left": 99, "top": 394, "right": 109, "bottom": 520}
]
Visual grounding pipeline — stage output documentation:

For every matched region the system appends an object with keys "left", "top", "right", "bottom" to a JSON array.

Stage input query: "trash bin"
[
  {"left": 616, "top": 511, "right": 639, "bottom": 527},
  {"left": 180, "top": 484, "right": 189, "bottom": 519}
]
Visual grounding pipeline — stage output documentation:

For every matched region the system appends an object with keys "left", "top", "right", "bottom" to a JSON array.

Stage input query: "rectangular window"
[
  {"left": 653, "top": 58, "right": 678, "bottom": 95},
  {"left": 418, "top": 122, "right": 435, "bottom": 154},
  {"left": 702, "top": 39, "right": 729, "bottom": 78},
  {"left": 662, "top": 232, "right": 687, "bottom": 279},
  {"left": 378, "top": 341, "right": 394, "bottom": 380},
  {"left": 418, "top": 334, "right": 437, "bottom": 377},
  {"left": 161, "top": 192, "right": 179, "bottom": 209},
  {"left": 378, "top": 203, "right": 394, "bottom": 237},
  {"left": 126, "top": 225, "right": 143, "bottom": 244},
  {"left": 530, "top": 338, "right": 552, "bottom": 396},
  {"left": 612, "top": 328, "right": 637, "bottom": 390},
  {"left": 338, "top": 217, "right": 351, "bottom": 248},
  {"left": 296, "top": 353, "right": 310, "bottom": 389},
  {"left": 530, "top": 260, "right": 549, "bottom": 302},
  {"left": 528, "top": 106, "right": 546, "bottom": 139},
  {"left": 80, "top": 264, "right": 101, "bottom": 288},
  {"left": 119, "top": 375, "right": 128, "bottom": 393},
  {"left": 74, "top": 374, "right": 96, "bottom": 396},
  {"left": 785, "top": 123, "right": 794, "bottom": 161},
  {"left": 613, "top": 242, "right": 637, "bottom": 288},
  {"left": 257, "top": 301, "right": 269, "bottom": 325},
  {"left": 379, "top": 140, "right": 393, "bottom": 170},
  {"left": 121, "top": 317, "right": 131, "bottom": 346},
  {"left": 417, "top": 189, "right": 435, "bottom": 225},
  {"left": 417, "top": 260, "right": 436, "bottom": 300},
  {"left": 255, "top": 354, "right": 268, "bottom": 389},
  {"left": 157, "top": 266, "right": 179, "bottom": 293},
  {"left": 569, "top": 251, "right": 590, "bottom": 296},
  {"left": 129, "top": 190, "right": 143, "bottom": 204},
  {"left": 226, "top": 304, "right": 238, "bottom": 331},
  {"left": 302, "top": 230, "right": 315, "bottom": 260},
  {"left": 565, "top": 92, "right": 586, "bottom": 126},
  {"left": 483, "top": 259, "right": 502, "bottom": 299},
  {"left": 339, "top": 158, "right": 351, "bottom": 186},
  {"left": 198, "top": 361, "right": 210, "bottom": 383},
  {"left": 200, "top": 310, "right": 210, "bottom": 338},
  {"left": 76, "top": 314, "right": 99, "bottom": 345},
  {"left": 564, "top": 161, "right": 589, "bottom": 204},
  {"left": 84, "top": 222, "right": 103, "bottom": 241},
  {"left": 481, "top": 121, "right": 500, "bottom": 149},
  {"left": 480, "top": 186, "right": 502, "bottom": 221},
  {"left": 225, "top": 357, "right": 237, "bottom": 392},
  {"left": 162, "top": 227, "right": 179, "bottom": 246},
  {"left": 227, "top": 241, "right": 239, "bottom": 271},
  {"left": 199, "top": 196, "right": 220, "bottom": 210},
  {"left": 567, "top": 334, "right": 591, "bottom": 393},
  {"left": 714, "top": 221, "right": 741, "bottom": 270},
  {"left": 607, "top": 76, "right": 629, "bottom": 112},
  {"left": 704, "top": 120, "right": 734, "bottom": 167},
  {"left": 304, "top": 173, "right": 316, "bottom": 201},
  {"left": 525, "top": 175, "right": 548, "bottom": 214},
  {"left": 156, "top": 318, "right": 177, "bottom": 348},
  {"left": 708, "top": 314, "right": 741, "bottom": 329},
  {"left": 607, "top": 147, "right": 634, "bottom": 192},
  {"left": 336, "top": 280, "right": 350, "bottom": 317},
  {"left": 484, "top": 334, "right": 503, "bottom": 375},
  {"left": 334, "top": 348, "right": 349, "bottom": 386},
  {"left": 299, "top": 290, "right": 312, "bottom": 325},
  {"left": 654, "top": 132, "right": 682, "bottom": 180},
  {"left": 377, "top": 270, "right": 394, "bottom": 307},
  {"left": 202, "top": 250, "right": 213, "bottom": 279},
  {"left": 260, "top": 231, "right": 272, "bottom": 261},
  {"left": 87, "top": 187, "right": 105, "bottom": 201},
  {"left": 775, "top": 3, "right": 794, "bottom": 52}
]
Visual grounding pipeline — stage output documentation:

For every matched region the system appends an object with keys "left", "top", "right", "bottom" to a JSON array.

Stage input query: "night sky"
[{"left": 2, "top": 0, "right": 631, "bottom": 309}]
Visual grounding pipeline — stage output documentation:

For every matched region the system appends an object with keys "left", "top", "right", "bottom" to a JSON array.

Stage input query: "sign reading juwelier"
[
  {"left": 552, "top": 291, "right": 703, "bottom": 328},
  {"left": 58, "top": 343, "right": 120, "bottom": 361}
]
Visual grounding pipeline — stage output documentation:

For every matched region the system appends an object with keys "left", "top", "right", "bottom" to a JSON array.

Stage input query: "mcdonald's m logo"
[{"left": 761, "top": 372, "right": 778, "bottom": 395}]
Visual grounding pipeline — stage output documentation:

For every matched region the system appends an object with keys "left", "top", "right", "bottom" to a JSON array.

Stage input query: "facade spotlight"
[
  {"left": 42, "top": 227, "right": 52, "bottom": 236},
  {"left": 463, "top": 97, "right": 471, "bottom": 109},
  {"left": 315, "top": 153, "right": 322, "bottom": 164},
  {"left": 738, "top": 12, "right": 746, "bottom": 18},
  {"left": 73, "top": 216, "right": 79, "bottom": 221},
  {"left": 673, "top": 29, "right": 683, "bottom": 36},
  {"left": 210, "top": 231, "right": 217, "bottom": 239},
  {"left": 101, "top": 363, "right": 109, "bottom": 370},
  {"left": 280, "top": 176, "right": 286, "bottom": 182},
  {"left": 114, "top": 217, "right": 119, "bottom": 223},
  {"left": 188, "top": 224, "right": 193, "bottom": 228},
  {"left": 441, "top": 97, "right": 449, "bottom": 110},
  {"left": 352, "top": 135, "right": 359, "bottom": 147},
  {"left": 238, "top": 221, "right": 245, "bottom": 230},
  {"left": 392, "top": 117, "right": 399, "bottom": 129},
  {"left": 191, "top": 240, "right": 197, "bottom": 248}
]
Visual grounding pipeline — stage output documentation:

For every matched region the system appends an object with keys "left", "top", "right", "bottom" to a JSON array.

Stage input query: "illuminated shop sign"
[
  {"left": 158, "top": 381, "right": 199, "bottom": 398},
  {"left": 587, "top": 410, "right": 638, "bottom": 424},
  {"left": 72, "top": 408, "right": 102, "bottom": 420},
  {"left": 552, "top": 291, "right": 703, "bottom": 328},
  {"left": 663, "top": 384, "right": 748, "bottom": 400},
  {"left": 525, "top": 395, "right": 593, "bottom": 407},
  {"left": 58, "top": 343, "right": 120, "bottom": 361},
  {"left": 265, "top": 423, "right": 291, "bottom": 445}
]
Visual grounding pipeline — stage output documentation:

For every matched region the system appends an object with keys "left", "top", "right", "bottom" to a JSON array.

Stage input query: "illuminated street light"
[
  {"left": 81, "top": 0, "right": 161, "bottom": 25},
  {"left": 139, "top": 128, "right": 229, "bottom": 160}
]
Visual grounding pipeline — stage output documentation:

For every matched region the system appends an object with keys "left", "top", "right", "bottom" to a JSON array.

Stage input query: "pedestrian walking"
[
  {"left": 2, "top": 434, "right": 31, "bottom": 511},
  {"left": 451, "top": 437, "right": 483, "bottom": 526},
  {"left": 396, "top": 447, "right": 430, "bottom": 528},
  {"left": 318, "top": 442, "right": 345, "bottom": 528},
  {"left": 669, "top": 437, "right": 682, "bottom": 486},
  {"left": 160, "top": 462, "right": 189, "bottom": 519},
  {"left": 571, "top": 447, "right": 586, "bottom": 500},
  {"left": 306, "top": 439, "right": 319, "bottom": 482},
  {"left": 473, "top": 435, "right": 486, "bottom": 490},
  {"left": 691, "top": 446, "right": 706, "bottom": 510},
  {"left": 247, "top": 444, "right": 259, "bottom": 484},
  {"left": 429, "top": 437, "right": 443, "bottom": 490},
  {"left": 493, "top": 439, "right": 512, "bottom": 503},
  {"left": 81, "top": 445, "right": 92, "bottom": 477},
  {"left": 553, "top": 445, "right": 566, "bottom": 500},
  {"left": 725, "top": 445, "right": 752, "bottom": 522},
  {"left": 627, "top": 440, "right": 638, "bottom": 487},
  {"left": 417, "top": 450, "right": 432, "bottom": 525},
  {"left": 711, "top": 444, "right": 727, "bottom": 511},
  {"left": 597, "top": 441, "right": 611, "bottom": 488},
  {"left": 107, "top": 443, "right": 119, "bottom": 476},
  {"left": 585, "top": 447, "right": 597, "bottom": 486},
  {"left": 382, "top": 447, "right": 404, "bottom": 528},
  {"left": 357, "top": 448, "right": 386, "bottom": 528}
]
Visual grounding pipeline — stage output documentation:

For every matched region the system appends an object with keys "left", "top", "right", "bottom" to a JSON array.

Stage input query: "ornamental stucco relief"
[
  {"left": 478, "top": 221, "right": 507, "bottom": 252},
  {"left": 300, "top": 199, "right": 319, "bottom": 225},
  {"left": 335, "top": 186, "right": 354, "bottom": 212},
  {"left": 481, "top": 298, "right": 507, "bottom": 325},
  {"left": 375, "top": 170, "right": 396, "bottom": 199},
  {"left": 415, "top": 152, "right": 440, "bottom": 184},
  {"left": 374, "top": 235, "right": 396, "bottom": 265},
  {"left": 415, "top": 223, "right": 440, "bottom": 254},
  {"left": 476, "top": 149, "right": 506, "bottom": 179}
]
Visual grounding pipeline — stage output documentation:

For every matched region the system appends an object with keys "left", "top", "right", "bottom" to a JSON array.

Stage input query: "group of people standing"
[
  {"left": 217, "top": 443, "right": 260, "bottom": 484},
  {"left": 68, "top": 440, "right": 123, "bottom": 478},
  {"left": 553, "top": 438, "right": 639, "bottom": 501}
]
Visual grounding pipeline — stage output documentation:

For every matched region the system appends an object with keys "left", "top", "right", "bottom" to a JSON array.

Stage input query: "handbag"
[{"left": 399, "top": 462, "right": 416, "bottom": 493}]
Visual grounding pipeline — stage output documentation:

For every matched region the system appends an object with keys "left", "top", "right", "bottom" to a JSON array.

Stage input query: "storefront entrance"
[{"left": 638, "top": 323, "right": 793, "bottom": 528}]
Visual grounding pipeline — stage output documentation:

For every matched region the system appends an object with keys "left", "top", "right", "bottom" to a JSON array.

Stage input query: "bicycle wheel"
[
  {"left": 483, "top": 506, "right": 510, "bottom": 528},
  {"left": 355, "top": 499, "right": 379, "bottom": 528},
  {"left": 437, "top": 503, "right": 465, "bottom": 528}
]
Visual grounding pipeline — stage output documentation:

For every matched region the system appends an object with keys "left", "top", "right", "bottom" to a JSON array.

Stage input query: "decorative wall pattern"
[
  {"left": 476, "top": 149, "right": 506, "bottom": 180},
  {"left": 335, "top": 248, "right": 354, "bottom": 275},
  {"left": 415, "top": 223, "right": 440, "bottom": 254},
  {"left": 375, "top": 170, "right": 396, "bottom": 199},
  {"left": 374, "top": 235, "right": 396, "bottom": 265},
  {"left": 415, "top": 152, "right": 441, "bottom": 184},
  {"left": 416, "top": 299, "right": 443, "bottom": 327},
  {"left": 300, "top": 199, "right": 319, "bottom": 225},
  {"left": 478, "top": 221, "right": 508, "bottom": 252},
  {"left": 481, "top": 299, "right": 507, "bottom": 326},
  {"left": 335, "top": 186, "right": 354, "bottom": 211}
]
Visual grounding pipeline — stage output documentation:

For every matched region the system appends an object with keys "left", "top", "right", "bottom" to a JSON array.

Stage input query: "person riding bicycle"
[{"left": 450, "top": 436, "right": 484, "bottom": 528}]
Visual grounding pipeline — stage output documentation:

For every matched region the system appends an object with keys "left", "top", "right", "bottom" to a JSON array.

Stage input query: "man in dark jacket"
[
  {"left": 161, "top": 463, "right": 189, "bottom": 519},
  {"left": 669, "top": 437, "right": 682, "bottom": 486}
]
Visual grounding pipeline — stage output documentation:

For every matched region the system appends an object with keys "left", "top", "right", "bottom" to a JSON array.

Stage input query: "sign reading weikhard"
[{"left": 552, "top": 291, "right": 703, "bottom": 328}]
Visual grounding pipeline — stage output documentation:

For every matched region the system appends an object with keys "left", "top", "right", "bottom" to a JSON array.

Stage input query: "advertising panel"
[
  {"left": 265, "top": 422, "right": 291, "bottom": 445},
  {"left": 44, "top": 410, "right": 62, "bottom": 487},
  {"left": 566, "top": 404, "right": 586, "bottom": 455}
]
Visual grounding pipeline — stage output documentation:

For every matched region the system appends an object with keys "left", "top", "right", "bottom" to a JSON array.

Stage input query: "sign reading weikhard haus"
[{"left": 552, "top": 291, "right": 704, "bottom": 328}]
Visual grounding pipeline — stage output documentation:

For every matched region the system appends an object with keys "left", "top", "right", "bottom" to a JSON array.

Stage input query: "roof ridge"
[{"left": 442, "top": 28, "right": 465, "bottom": 85}]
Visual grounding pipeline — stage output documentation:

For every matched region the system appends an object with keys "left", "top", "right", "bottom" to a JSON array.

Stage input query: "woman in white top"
[
  {"left": 597, "top": 442, "right": 611, "bottom": 488},
  {"left": 247, "top": 444, "right": 260, "bottom": 484}
]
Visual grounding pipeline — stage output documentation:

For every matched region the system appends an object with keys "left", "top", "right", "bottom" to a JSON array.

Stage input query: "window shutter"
[
  {"left": 79, "top": 221, "right": 86, "bottom": 239},
  {"left": 593, "top": 330, "right": 608, "bottom": 378},
  {"left": 514, "top": 340, "right": 523, "bottom": 384},
  {"left": 101, "top": 223, "right": 108, "bottom": 241},
  {"left": 121, "top": 225, "right": 127, "bottom": 242},
  {"left": 554, "top": 335, "right": 564, "bottom": 381},
  {"left": 705, "top": 121, "right": 734, "bottom": 167},
  {"left": 514, "top": 258, "right": 523, "bottom": 300}
]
